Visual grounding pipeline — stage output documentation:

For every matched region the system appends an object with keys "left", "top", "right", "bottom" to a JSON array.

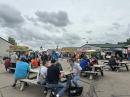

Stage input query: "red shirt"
[
  {"left": 31, "top": 59, "right": 38, "bottom": 68},
  {"left": 4, "top": 59, "right": 11, "bottom": 67}
]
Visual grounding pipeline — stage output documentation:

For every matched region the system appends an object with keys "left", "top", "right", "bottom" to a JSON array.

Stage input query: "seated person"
[
  {"left": 115, "top": 54, "right": 122, "bottom": 65},
  {"left": 109, "top": 56, "right": 118, "bottom": 71},
  {"left": 90, "top": 57, "right": 98, "bottom": 66},
  {"left": 12, "top": 58, "right": 30, "bottom": 87},
  {"left": 80, "top": 56, "right": 89, "bottom": 71},
  {"left": 37, "top": 61, "right": 49, "bottom": 94},
  {"left": 37, "top": 61, "right": 49, "bottom": 84},
  {"left": 69, "top": 58, "right": 82, "bottom": 87},
  {"left": 46, "top": 59, "right": 66, "bottom": 97},
  {"left": 55, "top": 60, "right": 63, "bottom": 71},
  {"left": 31, "top": 57, "right": 39, "bottom": 68}
]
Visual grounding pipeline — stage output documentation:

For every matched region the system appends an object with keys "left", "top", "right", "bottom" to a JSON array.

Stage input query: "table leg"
[
  {"left": 100, "top": 70, "right": 104, "bottom": 76},
  {"left": 125, "top": 64, "right": 129, "bottom": 71},
  {"left": 20, "top": 82, "right": 25, "bottom": 91},
  {"left": 89, "top": 74, "right": 93, "bottom": 80}
]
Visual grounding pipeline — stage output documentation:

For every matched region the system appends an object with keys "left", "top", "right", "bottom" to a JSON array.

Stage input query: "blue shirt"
[
  {"left": 14, "top": 61, "right": 29, "bottom": 79},
  {"left": 51, "top": 52, "right": 59, "bottom": 61},
  {"left": 20, "top": 55, "right": 26, "bottom": 60},
  {"left": 80, "top": 59, "right": 88, "bottom": 70}
]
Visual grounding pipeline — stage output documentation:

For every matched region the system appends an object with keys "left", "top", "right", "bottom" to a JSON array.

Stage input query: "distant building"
[
  {"left": 81, "top": 44, "right": 126, "bottom": 59},
  {"left": 0, "top": 37, "right": 12, "bottom": 57},
  {"left": 61, "top": 47, "right": 79, "bottom": 52},
  {"left": 81, "top": 44, "right": 125, "bottom": 51}
]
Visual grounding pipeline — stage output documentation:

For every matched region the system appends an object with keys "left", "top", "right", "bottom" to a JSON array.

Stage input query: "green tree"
[
  {"left": 8, "top": 37, "right": 17, "bottom": 45},
  {"left": 126, "top": 38, "right": 130, "bottom": 45},
  {"left": 118, "top": 38, "right": 130, "bottom": 45}
]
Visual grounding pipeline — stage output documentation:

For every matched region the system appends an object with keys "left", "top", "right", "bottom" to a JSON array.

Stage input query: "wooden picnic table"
[
  {"left": 92, "top": 65, "right": 105, "bottom": 68},
  {"left": 92, "top": 65, "right": 105, "bottom": 76},
  {"left": 19, "top": 67, "right": 72, "bottom": 91},
  {"left": 103, "top": 60, "right": 130, "bottom": 71},
  {"left": 103, "top": 61, "right": 109, "bottom": 64},
  {"left": 81, "top": 64, "right": 105, "bottom": 80},
  {"left": 30, "top": 67, "right": 71, "bottom": 75},
  {"left": 118, "top": 61, "right": 129, "bottom": 71}
]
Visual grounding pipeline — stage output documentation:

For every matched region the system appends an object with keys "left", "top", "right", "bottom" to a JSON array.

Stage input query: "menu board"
[{"left": 58, "top": 58, "right": 71, "bottom": 73}]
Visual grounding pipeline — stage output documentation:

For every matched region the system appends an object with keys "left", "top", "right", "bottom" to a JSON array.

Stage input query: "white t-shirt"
[
  {"left": 72, "top": 62, "right": 82, "bottom": 76},
  {"left": 11, "top": 54, "right": 18, "bottom": 63},
  {"left": 37, "top": 66, "right": 47, "bottom": 82}
]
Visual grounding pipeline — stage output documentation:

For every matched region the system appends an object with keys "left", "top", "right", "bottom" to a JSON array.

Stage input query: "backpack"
[{"left": 68, "top": 86, "right": 83, "bottom": 96}]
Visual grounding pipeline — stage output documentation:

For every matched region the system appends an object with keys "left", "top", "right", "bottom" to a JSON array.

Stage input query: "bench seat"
[{"left": 19, "top": 79, "right": 38, "bottom": 91}]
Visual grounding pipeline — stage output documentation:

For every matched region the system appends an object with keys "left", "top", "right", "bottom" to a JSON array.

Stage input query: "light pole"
[{"left": 82, "top": 38, "right": 88, "bottom": 45}]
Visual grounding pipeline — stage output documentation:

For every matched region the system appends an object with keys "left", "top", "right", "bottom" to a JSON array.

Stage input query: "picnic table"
[
  {"left": 30, "top": 67, "right": 71, "bottom": 75},
  {"left": 92, "top": 65, "right": 105, "bottom": 68},
  {"left": 103, "top": 61, "right": 109, "bottom": 65},
  {"left": 118, "top": 61, "right": 129, "bottom": 71},
  {"left": 19, "top": 66, "right": 72, "bottom": 91},
  {"left": 103, "top": 60, "right": 130, "bottom": 71},
  {"left": 92, "top": 65, "right": 105, "bottom": 76},
  {"left": 81, "top": 64, "right": 105, "bottom": 80}
]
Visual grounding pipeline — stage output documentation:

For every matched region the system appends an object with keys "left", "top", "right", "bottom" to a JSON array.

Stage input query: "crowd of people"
[{"left": 2, "top": 50, "right": 101, "bottom": 97}]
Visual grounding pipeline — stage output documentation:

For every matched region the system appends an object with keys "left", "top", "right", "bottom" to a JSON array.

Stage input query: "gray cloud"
[
  {"left": 105, "top": 32, "right": 119, "bottom": 37},
  {"left": 124, "top": 24, "right": 130, "bottom": 37},
  {"left": 26, "top": 15, "right": 68, "bottom": 33},
  {"left": 86, "top": 30, "right": 93, "bottom": 34},
  {"left": 109, "top": 22, "right": 121, "bottom": 31},
  {"left": 35, "top": 11, "right": 70, "bottom": 27},
  {"left": 15, "top": 27, "right": 52, "bottom": 42},
  {"left": 2, "top": 25, "right": 80, "bottom": 48},
  {"left": 62, "top": 32, "right": 81, "bottom": 45},
  {"left": 1, "top": 0, "right": 130, "bottom": 49},
  {"left": 112, "top": 23, "right": 121, "bottom": 30},
  {"left": 43, "top": 25, "right": 61, "bottom": 33},
  {"left": 0, "top": 4, "right": 24, "bottom": 28}
]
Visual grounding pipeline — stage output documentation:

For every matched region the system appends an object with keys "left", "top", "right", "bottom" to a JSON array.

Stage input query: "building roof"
[
  {"left": 0, "top": 37, "right": 12, "bottom": 45},
  {"left": 81, "top": 44, "right": 125, "bottom": 48},
  {"left": 61, "top": 47, "right": 79, "bottom": 52},
  {"left": 62, "top": 47, "right": 79, "bottom": 49}
]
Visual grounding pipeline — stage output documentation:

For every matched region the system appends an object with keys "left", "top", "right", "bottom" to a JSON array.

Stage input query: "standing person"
[
  {"left": 69, "top": 58, "right": 82, "bottom": 87},
  {"left": 20, "top": 52, "right": 27, "bottom": 62},
  {"left": 75, "top": 52, "right": 80, "bottom": 60},
  {"left": 12, "top": 58, "right": 30, "bottom": 87},
  {"left": 51, "top": 51, "right": 59, "bottom": 61},
  {"left": 10, "top": 52, "right": 18, "bottom": 68},
  {"left": 46, "top": 59, "right": 66, "bottom": 97}
]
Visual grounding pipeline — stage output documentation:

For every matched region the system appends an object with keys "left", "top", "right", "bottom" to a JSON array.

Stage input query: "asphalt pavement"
[{"left": 0, "top": 61, "right": 130, "bottom": 97}]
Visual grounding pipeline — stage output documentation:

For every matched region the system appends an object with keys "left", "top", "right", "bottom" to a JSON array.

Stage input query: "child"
[{"left": 3, "top": 57, "right": 11, "bottom": 71}]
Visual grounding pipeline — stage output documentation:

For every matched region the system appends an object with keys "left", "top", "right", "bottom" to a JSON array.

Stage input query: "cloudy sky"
[{"left": 0, "top": 0, "right": 130, "bottom": 49}]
